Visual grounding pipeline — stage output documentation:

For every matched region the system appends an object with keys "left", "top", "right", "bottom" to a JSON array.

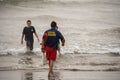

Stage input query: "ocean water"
[{"left": 0, "top": 0, "right": 120, "bottom": 55}]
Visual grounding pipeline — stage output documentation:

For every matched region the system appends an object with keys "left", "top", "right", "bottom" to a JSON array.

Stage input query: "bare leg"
[
  {"left": 48, "top": 60, "right": 54, "bottom": 77},
  {"left": 58, "top": 50, "right": 61, "bottom": 57}
]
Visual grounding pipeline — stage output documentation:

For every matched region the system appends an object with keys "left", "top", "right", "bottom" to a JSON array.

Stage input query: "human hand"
[
  {"left": 41, "top": 48, "right": 45, "bottom": 53},
  {"left": 62, "top": 43, "right": 64, "bottom": 46},
  {"left": 21, "top": 40, "right": 23, "bottom": 44}
]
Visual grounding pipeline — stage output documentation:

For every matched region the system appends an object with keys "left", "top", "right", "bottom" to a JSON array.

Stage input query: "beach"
[
  {"left": 0, "top": 53, "right": 120, "bottom": 71},
  {"left": 0, "top": 0, "right": 120, "bottom": 80},
  {"left": 0, "top": 53, "right": 120, "bottom": 80},
  {"left": 0, "top": 70, "right": 120, "bottom": 80}
]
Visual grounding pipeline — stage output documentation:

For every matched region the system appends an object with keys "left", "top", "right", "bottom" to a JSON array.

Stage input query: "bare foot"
[{"left": 48, "top": 71, "right": 54, "bottom": 77}]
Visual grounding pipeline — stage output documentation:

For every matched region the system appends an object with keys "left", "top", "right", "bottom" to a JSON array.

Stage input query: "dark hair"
[
  {"left": 27, "top": 20, "right": 31, "bottom": 23},
  {"left": 51, "top": 21, "right": 57, "bottom": 27}
]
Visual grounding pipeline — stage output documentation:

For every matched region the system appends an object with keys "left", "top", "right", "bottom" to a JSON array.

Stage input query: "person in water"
[
  {"left": 21, "top": 20, "right": 39, "bottom": 51},
  {"left": 41, "top": 21, "right": 65, "bottom": 77}
]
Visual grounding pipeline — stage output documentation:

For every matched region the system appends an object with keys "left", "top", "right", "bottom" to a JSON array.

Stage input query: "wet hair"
[
  {"left": 51, "top": 21, "right": 57, "bottom": 27},
  {"left": 27, "top": 20, "right": 31, "bottom": 23}
]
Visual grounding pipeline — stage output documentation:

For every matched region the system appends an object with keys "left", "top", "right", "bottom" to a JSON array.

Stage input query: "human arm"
[
  {"left": 33, "top": 27, "right": 39, "bottom": 42},
  {"left": 41, "top": 32, "right": 48, "bottom": 53},
  {"left": 41, "top": 40, "right": 45, "bottom": 53},
  {"left": 58, "top": 31, "right": 65, "bottom": 46},
  {"left": 21, "top": 33, "right": 24, "bottom": 44},
  {"left": 21, "top": 27, "right": 25, "bottom": 44},
  {"left": 34, "top": 32, "right": 40, "bottom": 42},
  {"left": 61, "top": 39, "right": 65, "bottom": 46}
]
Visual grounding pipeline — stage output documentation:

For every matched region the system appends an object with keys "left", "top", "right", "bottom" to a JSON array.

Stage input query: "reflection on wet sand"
[
  {"left": 22, "top": 71, "right": 61, "bottom": 80},
  {"left": 0, "top": 70, "right": 120, "bottom": 80},
  {"left": 23, "top": 71, "right": 33, "bottom": 80},
  {"left": 48, "top": 72, "right": 61, "bottom": 80},
  {"left": 48, "top": 76, "right": 55, "bottom": 80}
]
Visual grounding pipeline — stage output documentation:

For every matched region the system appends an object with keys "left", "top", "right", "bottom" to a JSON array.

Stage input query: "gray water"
[{"left": 0, "top": 0, "right": 120, "bottom": 55}]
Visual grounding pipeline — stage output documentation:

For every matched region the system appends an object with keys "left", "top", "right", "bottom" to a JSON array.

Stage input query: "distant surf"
[{"left": 0, "top": 0, "right": 120, "bottom": 55}]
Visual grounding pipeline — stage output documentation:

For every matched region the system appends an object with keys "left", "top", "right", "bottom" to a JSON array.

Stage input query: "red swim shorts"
[{"left": 45, "top": 46, "right": 57, "bottom": 61}]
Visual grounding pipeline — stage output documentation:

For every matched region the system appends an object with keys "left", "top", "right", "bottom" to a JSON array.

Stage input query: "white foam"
[
  {"left": 0, "top": 47, "right": 26, "bottom": 55},
  {"left": 0, "top": 47, "right": 120, "bottom": 56}
]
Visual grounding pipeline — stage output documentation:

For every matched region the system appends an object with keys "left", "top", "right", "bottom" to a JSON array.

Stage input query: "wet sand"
[
  {"left": 0, "top": 70, "right": 120, "bottom": 80},
  {"left": 0, "top": 53, "right": 120, "bottom": 80}
]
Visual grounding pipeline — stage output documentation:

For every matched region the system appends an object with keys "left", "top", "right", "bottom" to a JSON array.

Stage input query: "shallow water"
[
  {"left": 0, "top": 0, "right": 120, "bottom": 55},
  {"left": 0, "top": 54, "right": 119, "bottom": 71}
]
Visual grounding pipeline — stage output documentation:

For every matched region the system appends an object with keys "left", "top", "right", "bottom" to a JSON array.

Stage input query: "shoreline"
[{"left": 0, "top": 53, "right": 119, "bottom": 71}]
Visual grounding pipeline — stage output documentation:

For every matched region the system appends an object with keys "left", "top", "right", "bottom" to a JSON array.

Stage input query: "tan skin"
[
  {"left": 21, "top": 22, "right": 40, "bottom": 45},
  {"left": 42, "top": 39, "right": 65, "bottom": 76}
]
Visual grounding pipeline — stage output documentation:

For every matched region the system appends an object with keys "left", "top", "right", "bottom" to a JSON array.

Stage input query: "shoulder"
[
  {"left": 56, "top": 30, "right": 61, "bottom": 34},
  {"left": 31, "top": 26, "right": 35, "bottom": 29},
  {"left": 23, "top": 26, "right": 27, "bottom": 30},
  {"left": 24, "top": 26, "right": 27, "bottom": 28}
]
